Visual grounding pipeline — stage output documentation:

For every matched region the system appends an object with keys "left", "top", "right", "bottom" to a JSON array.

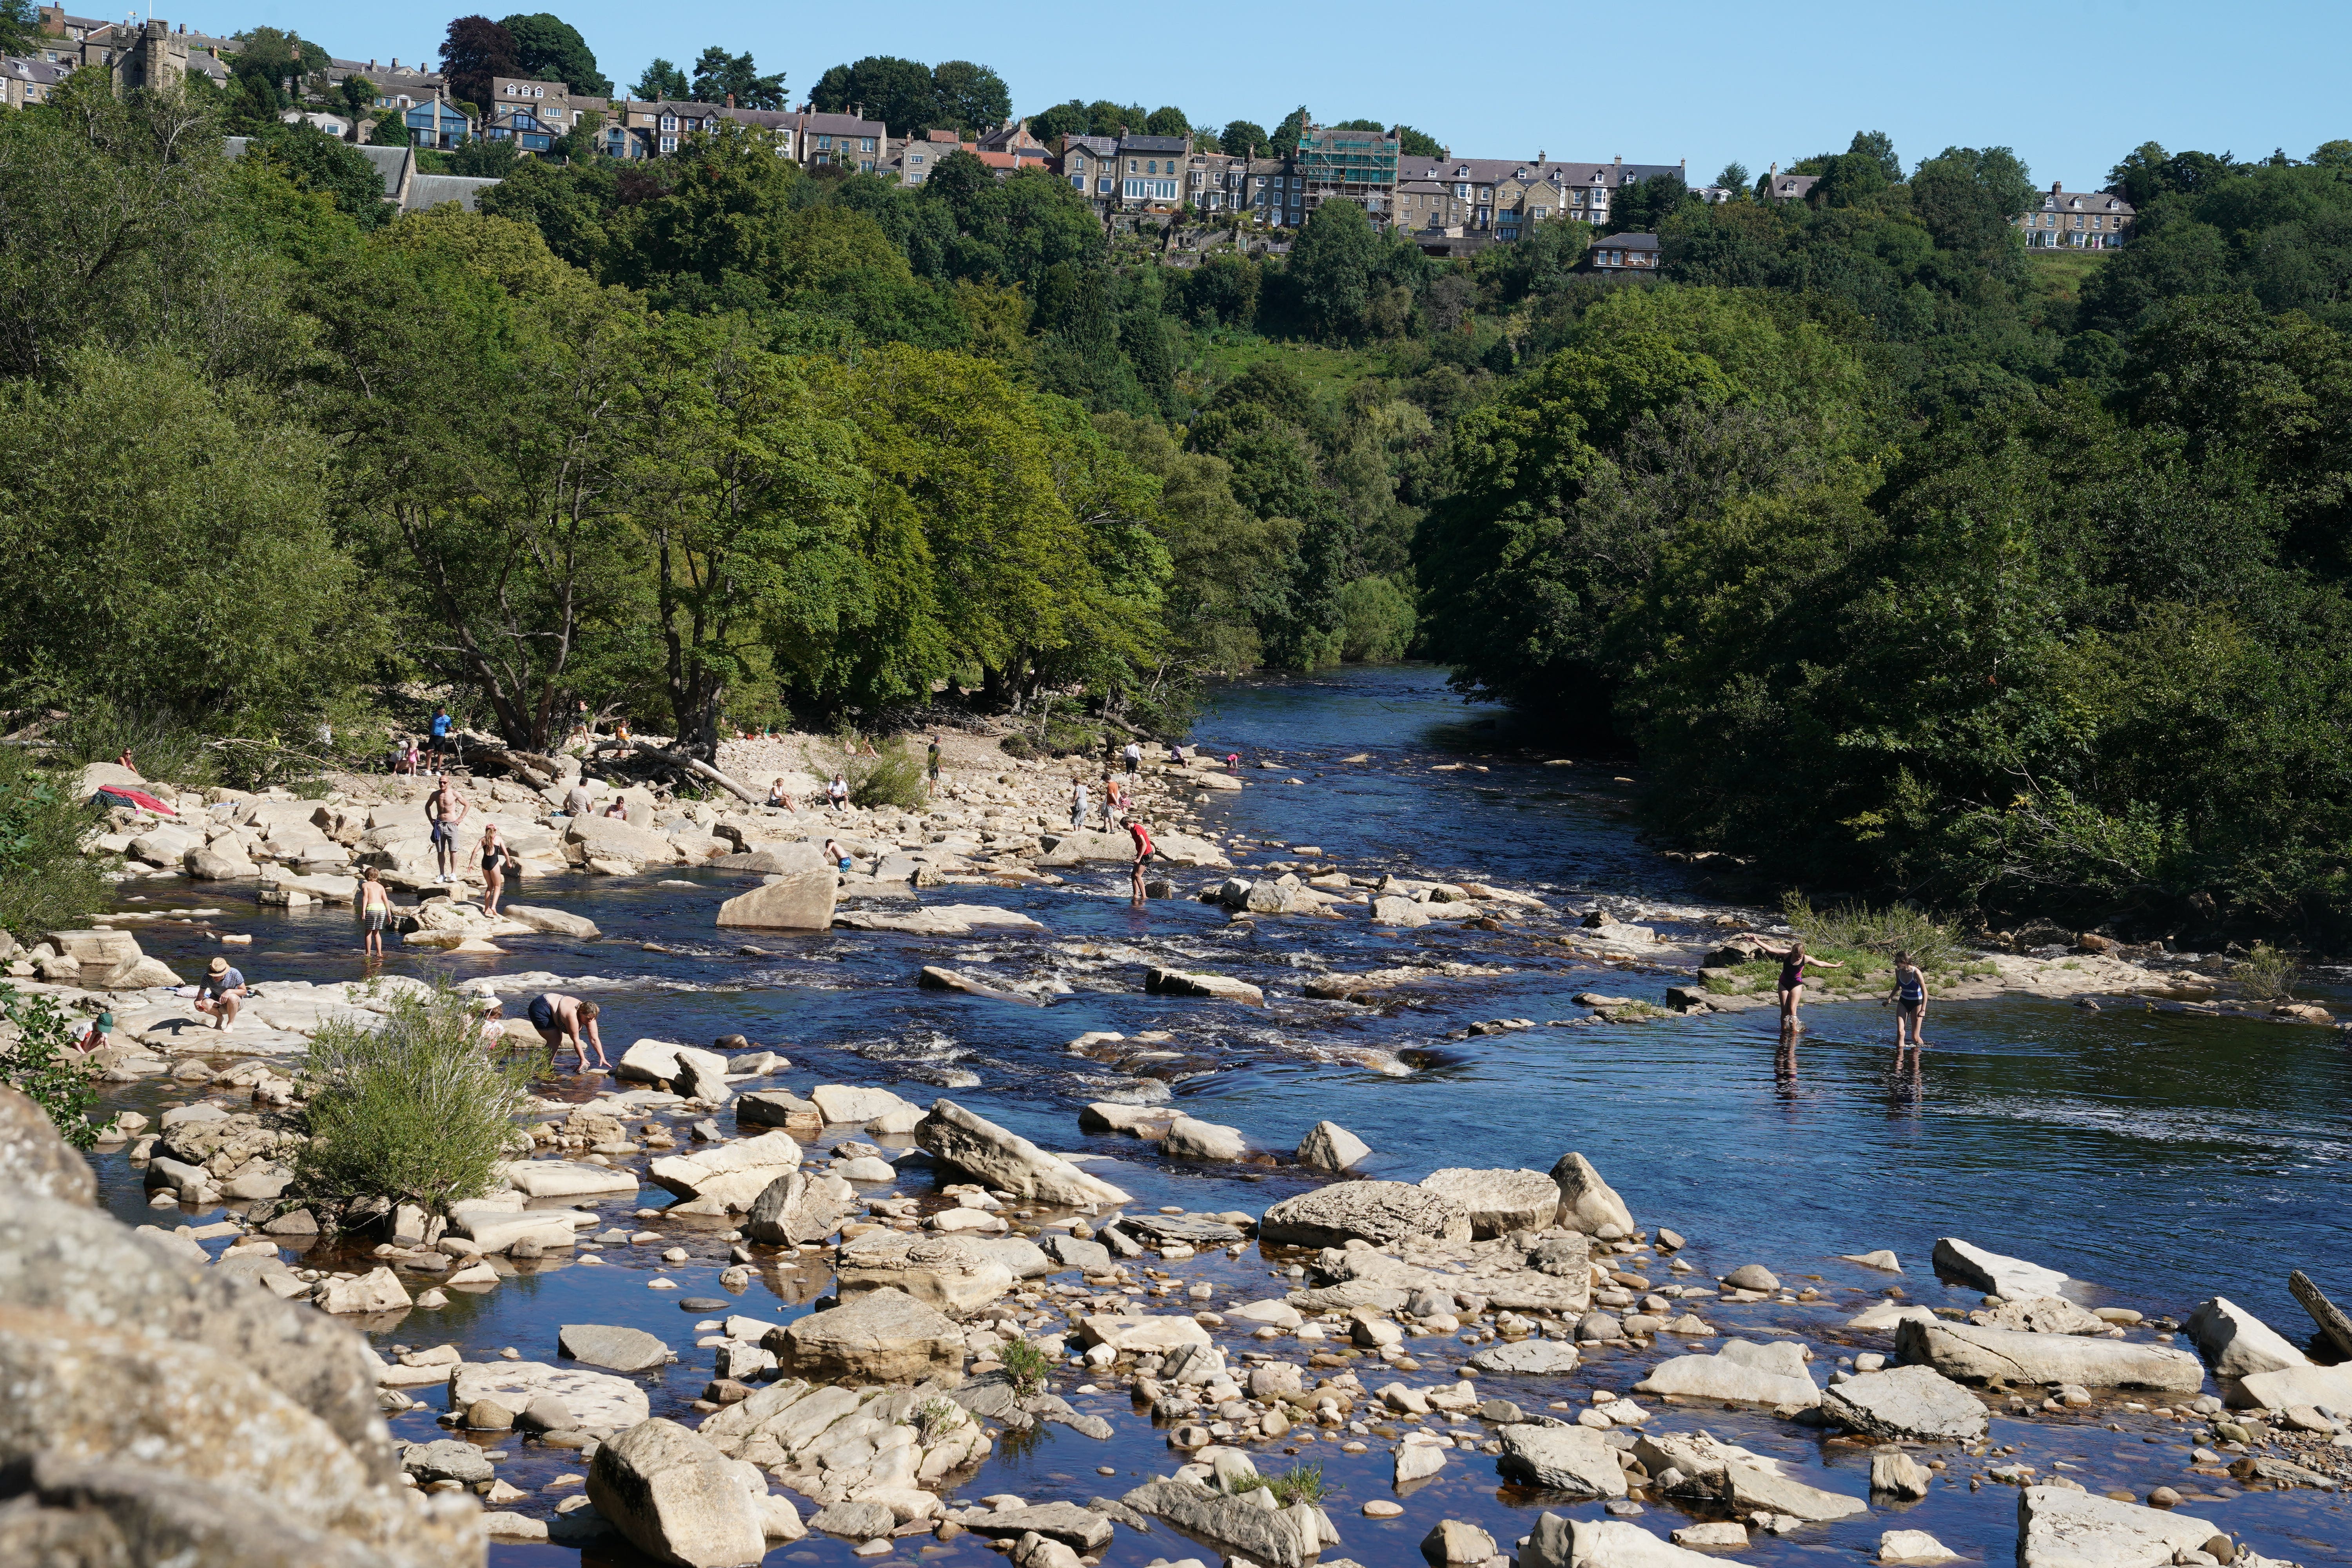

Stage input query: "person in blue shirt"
[
  {"left": 428, "top": 707, "right": 453, "bottom": 768},
  {"left": 195, "top": 957, "right": 247, "bottom": 1031}
]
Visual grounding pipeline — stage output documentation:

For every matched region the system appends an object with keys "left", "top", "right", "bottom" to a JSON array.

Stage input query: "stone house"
[
  {"left": 1590, "top": 232, "right": 1660, "bottom": 270},
  {"left": 2015, "top": 183, "right": 2134, "bottom": 249}
]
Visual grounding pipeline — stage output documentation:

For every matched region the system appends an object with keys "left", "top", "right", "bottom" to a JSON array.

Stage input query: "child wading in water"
[
  {"left": 1764, "top": 938, "right": 1843, "bottom": 1031},
  {"left": 1884, "top": 951, "right": 1929, "bottom": 1051}
]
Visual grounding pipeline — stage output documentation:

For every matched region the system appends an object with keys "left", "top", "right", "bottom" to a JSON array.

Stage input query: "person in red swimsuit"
[{"left": 1126, "top": 817, "right": 1155, "bottom": 905}]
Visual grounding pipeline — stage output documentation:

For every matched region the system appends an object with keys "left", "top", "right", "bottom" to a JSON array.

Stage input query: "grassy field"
[
  {"left": 1179, "top": 334, "right": 1398, "bottom": 403},
  {"left": 2025, "top": 247, "right": 2109, "bottom": 305}
]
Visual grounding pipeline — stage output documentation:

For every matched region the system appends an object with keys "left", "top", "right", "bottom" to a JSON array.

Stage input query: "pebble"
[{"left": 1363, "top": 1500, "right": 1404, "bottom": 1517}]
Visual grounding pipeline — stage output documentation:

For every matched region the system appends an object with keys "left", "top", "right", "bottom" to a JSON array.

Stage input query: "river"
[{"left": 83, "top": 663, "right": 2352, "bottom": 1566}]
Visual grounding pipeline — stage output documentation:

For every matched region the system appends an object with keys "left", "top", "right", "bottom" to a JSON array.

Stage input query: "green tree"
[
  {"left": 811, "top": 54, "right": 936, "bottom": 135},
  {"left": 627, "top": 315, "right": 866, "bottom": 744},
  {"left": 931, "top": 60, "right": 1011, "bottom": 131},
  {"left": 1910, "top": 144, "right": 2035, "bottom": 261},
  {"left": 499, "top": 11, "right": 612, "bottom": 94},
  {"left": 243, "top": 120, "right": 390, "bottom": 227},
  {"left": 1220, "top": 119, "right": 1267, "bottom": 158},
  {"left": 1286, "top": 198, "right": 1383, "bottom": 340},
  {"left": 1271, "top": 106, "right": 1310, "bottom": 156},
  {"left": 0, "top": 350, "right": 367, "bottom": 731},
  {"left": 1394, "top": 125, "right": 1441, "bottom": 159},
  {"left": 438, "top": 15, "right": 519, "bottom": 115},
  {"left": 631, "top": 57, "right": 688, "bottom": 100},
  {"left": 1144, "top": 106, "right": 1190, "bottom": 137},
  {"left": 690, "top": 46, "right": 785, "bottom": 110}
]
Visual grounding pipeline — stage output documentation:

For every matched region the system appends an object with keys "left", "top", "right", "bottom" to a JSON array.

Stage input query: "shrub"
[
  {"left": 2231, "top": 942, "right": 2298, "bottom": 1001},
  {"left": 57, "top": 699, "right": 211, "bottom": 785},
  {"left": 0, "top": 984, "right": 100, "bottom": 1147},
  {"left": 0, "top": 748, "right": 113, "bottom": 940},
  {"left": 805, "top": 730, "right": 929, "bottom": 810},
  {"left": 997, "top": 1336, "right": 1053, "bottom": 1395},
  {"left": 1235, "top": 1463, "right": 1327, "bottom": 1505},
  {"left": 1781, "top": 891, "right": 1966, "bottom": 971},
  {"left": 291, "top": 986, "right": 534, "bottom": 1220}
]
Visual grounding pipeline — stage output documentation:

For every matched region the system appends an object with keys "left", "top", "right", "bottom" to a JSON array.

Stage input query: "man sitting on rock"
[{"left": 194, "top": 957, "right": 247, "bottom": 1031}]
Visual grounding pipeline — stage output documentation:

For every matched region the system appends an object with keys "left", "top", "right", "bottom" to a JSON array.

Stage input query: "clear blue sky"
[{"left": 201, "top": 0, "right": 2347, "bottom": 187}]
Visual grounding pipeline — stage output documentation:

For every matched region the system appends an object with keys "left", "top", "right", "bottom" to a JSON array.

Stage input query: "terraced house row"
[{"left": 0, "top": 15, "right": 2141, "bottom": 257}]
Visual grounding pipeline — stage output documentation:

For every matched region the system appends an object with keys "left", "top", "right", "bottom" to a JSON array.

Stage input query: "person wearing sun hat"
[{"left": 194, "top": 956, "right": 247, "bottom": 1031}]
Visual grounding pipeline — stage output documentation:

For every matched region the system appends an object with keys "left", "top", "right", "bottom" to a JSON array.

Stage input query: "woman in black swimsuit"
[
  {"left": 1765, "top": 939, "right": 1843, "bottom": 1030},
  {"left": 478, "top": 826, "right": 510, "bottom": 918}
]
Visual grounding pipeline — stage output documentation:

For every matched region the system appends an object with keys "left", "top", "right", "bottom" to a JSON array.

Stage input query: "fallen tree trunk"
[
  {"left": 594, "top": 738, "right": 761, "bottom": 807},
  {"left": 457, "top": 732, "right": 558, "bottom": 790},
  {"left": 2290, "top": 1269, "right": 2352, "bottom": 1359}
]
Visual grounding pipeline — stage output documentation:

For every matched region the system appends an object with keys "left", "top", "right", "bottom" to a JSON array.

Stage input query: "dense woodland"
[{"left": 5, "top": 65, "right": 2352, "bottom": 938}]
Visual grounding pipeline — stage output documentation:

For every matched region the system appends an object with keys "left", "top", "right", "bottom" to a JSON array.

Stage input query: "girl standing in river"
[
  {"left": 1884, "top": 951, "right": 1929, "bottom": 1051},
  {"left": 1765, "top": 938, "right": 1842, "bottom": 1030}
]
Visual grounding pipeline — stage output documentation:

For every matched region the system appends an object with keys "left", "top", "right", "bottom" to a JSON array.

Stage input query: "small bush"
[
  {"left": 1235, "top": 1463, "right": 1328, "bottom": 1505},
  {"left": 997, "top": 1336, "right": 1053, "bottom": 1395},
  {"left": 291, "top": 985, "right": 534, "bottom": 1220},
  {"left": 0, "top": 984, "right": 100, "bottom": 1148},
  {"left": 1781, "top": 891, "right": 1965, "bottom": 970},
  {"left": 2231, "top": 942, "right": 2298, "bottom": 1001},
  {"left": 804, "top": 730, "right": 929, "bottom": 810},
  {"left": 0, "top": 748, "right": 114, "bottom": 940},
  {"left": 998, "top": 732, "right": 1042, "bottom": 760}
]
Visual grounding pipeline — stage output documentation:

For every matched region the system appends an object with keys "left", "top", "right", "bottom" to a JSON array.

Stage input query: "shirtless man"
[
  {"left": 425, "top": 776, "right": 468, "bottom": 884},
  {"left": 527, "top": 993, "right": 608, "bottom": 1070}
]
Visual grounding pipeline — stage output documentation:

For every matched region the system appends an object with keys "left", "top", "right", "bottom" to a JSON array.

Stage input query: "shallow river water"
[{"left": 85, "top": 664, "right": 2352, "bottom": 1567}]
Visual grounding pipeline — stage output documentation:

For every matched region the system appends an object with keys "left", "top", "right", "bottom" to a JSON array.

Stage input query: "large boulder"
[
  {"left": 1635, "top": 1340, "right": 1820, "bottom": 1407},
  {"left": 1078, "top": 1314, "right": 1212, "bottom": 1355},
  {"left": 2185, "top": 1296, "right": 2309, "bottom": 1380},
  {"left": 1819, "top": 1364, "right": 1989, "bottom": 1441},
  {"left": 1930, "top": 1237, "right": 2069, "bottom": 1299},
  {"left": 914, "top": 1100, "right": 1131, "bottom": 1207},
  {"left": 449, "top": 1360, "right": 649, "bottom": 1430},
  {"left": 0, "top": 1245, "right": 474, "bottom": 1568},
  {"left": 502, "top": 1160, "right": 639, "bottom": 1199},
  {"left": 771, "top": 1288, "right": 964, "bottom": 1384},
  {"left": 501, "top": 903, "right": 601, "bottom": 939},
  {"left": 648, "top": 1130, "right": 804, "bottom": 1214},
  {"left": 1120, "top": 1478, "right": 1335, "bottom": 1568},
  {"left": 2016, "top": 1485, "right": 2220, "bottom": 1568},
  {"left": 588, "top": 1416, "right": 768, "bottom": 1568},
  {"left": 1895, "top": 1318, "right": 2205, "bottom": 1392},
  {"left": 835, "top": 1233, "right": 1015, "bottom": 1314},
  {"left": 1470, "top": 1339, "right": 1582, "bottom": 1375},
  {"left": 736, "top": 1089, "right": 821, "bottom": 1139},
  {"left": 744, "top": 1171, "right": 852, "bottom": 1247},
  {"left": 1296, "top": 1120, "right": 1370, "bottom": 1172},
  {"left": 1144, "top": 967, "right": 1265, "bottom": 1005},
  {"left": 1550, "top": 1151, "right": 1633, "bottom": 1234},
  {"left": 1495, "top": 1423, "right": 1628, "bottom": 1496},
  {"left": 810, "top": 1084, "right": 915, "bottom": 1126},
  {"left": 0, "top": 1088, "right": 94, "bottom": 1205},
  {"left": 42, "top": 928, "right": 144, "bottom": 987},
  {"left": 1258, "top": 1181, "right": 1472, "bottom": 1248},
  {"left": 1632, "top": 1430, "right": 1866, "bottom": 1522},
  {"left": 714, "top": 844, "right": 837, "bottom": 931},
  {"left": 566, "top": 813, "right": 686, "bottom": 866},
  {"left": 1419, "top": 1167, "right": 1560, "bottom": 1238},
  {"left": 1543, "top": 1518, "right": 1720, "bottom": 1568},
  {"left": 561, "top": 1323, "right": 673, "bottom": 1374},
  {"left": 1164, "top": 1115, "right": 1250, "bottom": 1161},
  {"left": 0, "top": 1191, "right": 393, "bottom": 1473}
]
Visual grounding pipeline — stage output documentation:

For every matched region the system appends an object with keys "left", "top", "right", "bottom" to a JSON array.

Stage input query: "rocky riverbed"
[{"left": 8, "top": 668, "right": 2352, "bottom": 1567}]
